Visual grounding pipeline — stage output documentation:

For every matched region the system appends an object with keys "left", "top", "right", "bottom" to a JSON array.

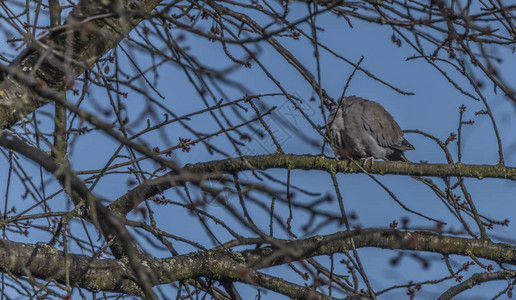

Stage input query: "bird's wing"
[{"left": 359, "top": 100, "right": 410, "bottom": 150}]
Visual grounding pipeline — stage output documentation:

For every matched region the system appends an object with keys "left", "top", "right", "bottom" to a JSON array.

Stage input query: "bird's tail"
[
  {"left": 386, "top": 151, "right": 410, "bottom": 162},
  {"left": 391, "top": 138, "right": 415, "bottom": 152}
]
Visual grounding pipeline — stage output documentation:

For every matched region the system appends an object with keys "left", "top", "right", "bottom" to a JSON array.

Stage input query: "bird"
[{"left": 327, "top": 96, "right": 414, "bottom": 163}]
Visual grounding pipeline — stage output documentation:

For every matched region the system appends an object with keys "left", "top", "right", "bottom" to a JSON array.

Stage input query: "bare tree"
[{"left": 0, "top": 0, "right": 515, "bottom": 299}]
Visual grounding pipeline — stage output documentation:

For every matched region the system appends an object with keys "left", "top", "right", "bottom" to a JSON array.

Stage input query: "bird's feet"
[{"left": 360, "top": 156, "right": 375, "bottom": 166}]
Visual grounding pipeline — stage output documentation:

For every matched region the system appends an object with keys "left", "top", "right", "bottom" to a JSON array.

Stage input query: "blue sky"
[{"left": 1, "top": 1, "right": 516, "bottom": 299}]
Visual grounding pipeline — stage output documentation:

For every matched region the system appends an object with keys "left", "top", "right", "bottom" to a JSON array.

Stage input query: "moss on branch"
[{"left": 110, "top": 153, "right": 516, "bottom": 216}]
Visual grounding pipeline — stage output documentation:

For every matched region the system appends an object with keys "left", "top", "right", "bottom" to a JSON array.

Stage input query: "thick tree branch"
[
  {"left": 0, "top": 0, "right": 161, "bottom": 129},
  {"left": 0, "top": 239, "right": 140, "bottom": 295},
  {"left": 0, "top": 238, "right": 335, "bottom": 299},
  {"left": 110, "top": 153, "right": 516, "bottom": 216},
  {"left": 240, "top": 229, "right": 516, "bottom": 267},
  {"left": 438, "top": 270, "right": 516, "bottom": 300},
  {"left": 2, "top": 228, "right": 515, "bottom": 298}
]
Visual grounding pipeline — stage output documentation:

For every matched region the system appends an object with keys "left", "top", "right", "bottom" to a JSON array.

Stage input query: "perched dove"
[{"left": 327, "top": 96, "right": 414, "bottom": 162}]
